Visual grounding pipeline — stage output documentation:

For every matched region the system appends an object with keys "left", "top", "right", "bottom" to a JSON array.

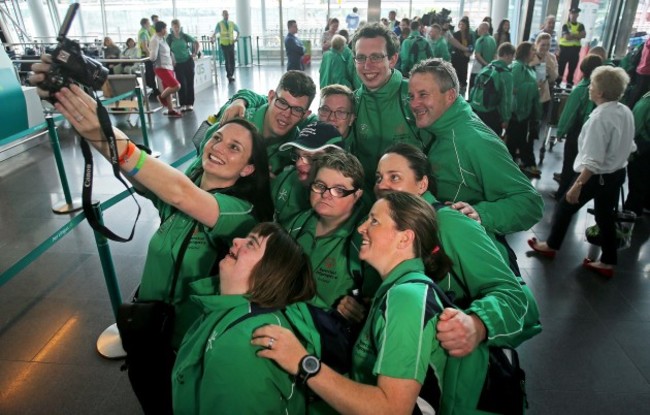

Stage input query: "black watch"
[{"left": 297, "top": 354, "right": 321, "bottom": 383}]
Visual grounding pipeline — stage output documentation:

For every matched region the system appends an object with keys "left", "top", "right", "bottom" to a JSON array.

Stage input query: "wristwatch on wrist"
[{"left": 297, "top": 354, "right": 321, "bottom": 383}]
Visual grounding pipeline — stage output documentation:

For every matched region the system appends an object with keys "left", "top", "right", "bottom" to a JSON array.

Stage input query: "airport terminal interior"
[{"left": 1, "top": 0, "right": 650, "bottom": 414}]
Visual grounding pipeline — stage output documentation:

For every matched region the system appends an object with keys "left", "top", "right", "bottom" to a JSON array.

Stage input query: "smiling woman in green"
[{"left": 253, "top": 192, "right": 451, "bottom": 414}]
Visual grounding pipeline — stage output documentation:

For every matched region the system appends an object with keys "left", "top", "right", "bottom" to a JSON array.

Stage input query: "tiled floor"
[{"left": 0, "top": 63, "right": 648, "bottom": 414}]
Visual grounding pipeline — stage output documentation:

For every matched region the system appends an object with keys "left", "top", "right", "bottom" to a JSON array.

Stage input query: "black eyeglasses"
[
  {"left": 354, "top": 53, "right": 388, "bottom": 64},
  {"left": 274, "top": 96, "right": 307, "bottom": 117},
  {"left": 318, "top": 106, "right": 351, "bottom": 120},
  {"left": 310, "top": 181, "right": 357, "bottom": 198}
]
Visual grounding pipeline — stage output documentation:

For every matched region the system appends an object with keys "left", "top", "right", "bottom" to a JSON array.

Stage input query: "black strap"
[
  {"left": 80, "top": 95, "right": 141, "bottom": 242},
  {"left": 223, "top": 303, "right": 279, "bottom": 333},
  {"left": 166, "top": 219, "right": 197, "bottom": 303}
]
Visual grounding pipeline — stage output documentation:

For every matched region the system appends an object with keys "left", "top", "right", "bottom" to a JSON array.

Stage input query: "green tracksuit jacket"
[
  {"left": 474, "top": 34, "right": 497, "bottom": 68},
  {"left": 138, "top": 189, "right": 257, "bottom": 348},
  {"left": 350, "top": 69, "right": 430, "bottom": 191},
  {"left": 172, "top": 279, "right": 320, "bottom": 414},
  {"left": 510, "top": 59, "right": 542, "bottom": 122},
  {"left": 423, "top": 191, "right": 539, "bottom": 347},
  {"left": 400, "top": 33, "right": 433, "bottom": 75},
  {"left": 320, "top": 48, "right": 353, "bottom": 88},
  {"left": 428, "top": 37, "right": 451, "bottom": 61},
  {"left": 470, "top": 59, "right": 513, "bottom": 124},
  {"left": 556, "top": 78, "right": 594, "bottom": 138},
  {"left": 423, "top": 96, "right": 544, "bottom": 257}
]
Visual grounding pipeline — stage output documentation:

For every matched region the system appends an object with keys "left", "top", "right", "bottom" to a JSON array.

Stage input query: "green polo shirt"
[
  {"left": 287, "top": 209, "right": 364, "bottom": 310},
  {"left": 138, "top": 191, "right": 257, "bottom": 348},
  {"left": 351, "top": 258, "right": 447, "bottom": 389}
]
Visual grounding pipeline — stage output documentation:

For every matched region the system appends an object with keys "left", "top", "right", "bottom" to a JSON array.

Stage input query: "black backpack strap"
[{"left": 223, "top": 303, "right": 279, "bottom": 333}]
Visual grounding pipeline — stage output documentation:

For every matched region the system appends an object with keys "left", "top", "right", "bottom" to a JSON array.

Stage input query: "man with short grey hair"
[{"left": 530, "top": 15, "right": 558, "bottom": 54}]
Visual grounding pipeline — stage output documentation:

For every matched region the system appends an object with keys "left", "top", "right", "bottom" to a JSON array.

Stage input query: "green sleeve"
[
  {"left": 556, "top": 88, "right": 583, "bottom": 137},
  {"left": 499, "top": 71, "right": 513, "bottom": 123},
  {"left": 320, "top": 52, "right": 331, "bottom": 88},
  {"left": 436, "top": 209, "right": 528, "bottom": 347},
  {"left": 467, "top": 135, "right": 544, "bottom": 234},
  {"left": 441, "top": 40, "right": 451, "bottom": 61},
  {"left": 374, "top": 283, "right": 443, "bottom": 383},
  {"left": 218, "top": 89, "right": 268, "bottom": 118},
  {"left": 203, "top": 193, "right": 256, "bottom": 243},
  {"left": 199, "top": 317, "right": 303, "bottom": 414},
  {"left": 233, "top": 23, "right": 240, "bottom": 33},
  {"left": 633, "top": 96, "right": 650, "bottom": 141}
]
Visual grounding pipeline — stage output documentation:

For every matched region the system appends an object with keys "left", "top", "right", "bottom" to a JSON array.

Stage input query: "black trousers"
[
  {"left": 174, "top": 59, "right": 195, "bottom": 106},
  {"left": 221, "top": 44, "right": 235, "bottom": 78},
  {"left": 624, "top": 150, "right": 650, "bottom": 215},
  {"left": 144, "top": 60, "right": 159, "bottom": 95},
  {"left": 557, "top": 45, "right": 581, "bottom": 87},
  {"left": 451, "top": 53, "right": 470, "bottom": 87},
  {"left": 475, "top": 109, "right": 502, "bottom": 136},
  {"left": 557, "top": 132, "right": 580, "bottom": 197},
  {"left": 547, "top": 168, "right": 626, "bottom": 265},
  {"left": 127, "top": 348, "right": 176, "bottom": 415},
  {"left": 506, "top": 117, "right": 536, "bottom": 167}
]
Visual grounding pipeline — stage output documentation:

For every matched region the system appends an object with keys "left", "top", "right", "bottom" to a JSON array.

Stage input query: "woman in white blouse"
[{"left": 528, "top": 66, "right": 636, "bottom": 277}]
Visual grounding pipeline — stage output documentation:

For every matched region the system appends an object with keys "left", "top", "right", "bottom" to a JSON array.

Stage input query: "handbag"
[
  {"left": 477, "top": 347, "right": 527, "bottom": 415},
  {"left": 117, "top": 219, "right": 196, "bottom": 359},
  {"left": 585, "top": 187, "right": 636, "bottom": 250}
]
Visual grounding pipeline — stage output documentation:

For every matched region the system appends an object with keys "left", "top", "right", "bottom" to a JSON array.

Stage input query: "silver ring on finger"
[
  {"left": 267, "top": 337, "right": 275, "bottom": 350},
  {"left": 75, "top": 115, "right": 84, "bottom": 122}
]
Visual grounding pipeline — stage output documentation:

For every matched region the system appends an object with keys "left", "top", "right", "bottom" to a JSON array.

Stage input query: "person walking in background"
[
  {"left": 150, "top": 21, "right": 182, "bottom": 117},
  {"left": 285, "top": 20, "right": 305, "bottom": 71},
  {"left": 149, "top": 14, "right": 159, "bottom": 37},
  {"left": 507, "top": 41, "right": 542, "bottom": 177},
  {"left": 529, "top": 67, "right": 636, "bottom": 278},
  {"left": 212, "top": 10, "right": 239, "bottom": 82},
  {"left": 557, "top": 8, "right": 585, "bottom": 88},
  {"left": 554, "top": 55, "right": 603, "bottom": 199},
  {"left": 451, "top": 17, "right": 474, "bottom": 93},
  {"left": 530, "top": 33, "right": 559, "bottom": 134},
  {"left": 399, "top": 20, "right": 433, "bottom": 77},
  {"left": 346, "top": 7, "right": 360, "bottom": 31},
  {"left": 138, "top": 17, "right": 159, "bottom": 97},
  {"left": 624, "top": 91, "right": 650, "bottom": 216},
  {"left": 320, "top": 34, "right": 353, "bottom": 88},
  {"left": 494, "top": 19, "right": 511, "bottom": 47},
  {"left": 168, "top": 19, "right": 199, "bottom": 112},
  {"left": 428, "top": 24, "right": 451, "bottom": 61},
  {"left": 322, "top": 17, "right": 339, "bottom": 52},
  {"left": 629, "top": 37, "right": 650, "bottom": 107},
  {"left": 470, "top": 22, "right": 497, "bottom": 90}
]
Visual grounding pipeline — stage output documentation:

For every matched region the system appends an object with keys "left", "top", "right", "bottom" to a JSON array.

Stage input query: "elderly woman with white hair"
[{"left": 528, "top": 66, "right": 637, "bottom": 277}]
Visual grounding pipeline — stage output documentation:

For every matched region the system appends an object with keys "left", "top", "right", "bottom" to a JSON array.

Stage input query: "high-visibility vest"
[
  {"left": 559, "top": 22, "right": 582, "bottom": 47},
  {"left": 218, "top": 20, "right": 236, "bottom": 46}
]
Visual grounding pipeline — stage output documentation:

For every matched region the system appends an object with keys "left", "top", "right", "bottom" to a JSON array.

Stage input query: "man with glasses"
[
  {"left": 409, "top": 58, "right": 543, "bottom": 269},
  {"left": 200, "top": 71, "right": 316, "bottom": 176},
  {"left": 273, "top": 121, "right": 344, "bottom": 227},
  {"left": 349, "top": 23, "right": 427, "bottom": 193}
]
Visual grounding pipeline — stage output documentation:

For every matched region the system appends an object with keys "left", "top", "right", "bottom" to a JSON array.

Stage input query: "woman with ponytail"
[{"left": 251, "top": 192, "right": 450, "bottom": 414}]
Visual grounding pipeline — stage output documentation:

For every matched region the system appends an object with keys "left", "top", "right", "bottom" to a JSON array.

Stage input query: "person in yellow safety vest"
[
  {"left": 557, "top": 7, "right": 586, "bottom": 88},
  {"left": 212, "top": 10, "right": 240, "bottom": 83}
]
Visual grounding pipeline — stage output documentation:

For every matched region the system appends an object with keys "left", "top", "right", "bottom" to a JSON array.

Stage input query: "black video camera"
[
  {"left": 39, "top": 3, "right": 108, "bottom": 96},
  {"left": 421, "top": 8, "right": 453, "bottom": 28}
]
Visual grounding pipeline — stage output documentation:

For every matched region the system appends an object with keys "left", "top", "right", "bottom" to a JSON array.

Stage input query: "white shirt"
[
  {"left": 574, "top": 101, "right": 637, "bottom": 174},
  {"left": 149, "top": 34, "right": 173, "bottom": 70}
]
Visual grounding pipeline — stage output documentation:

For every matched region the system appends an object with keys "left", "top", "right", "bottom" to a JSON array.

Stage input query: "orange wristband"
[{"left": 118, "top": 142, "right": 136, "bottom": 165}]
